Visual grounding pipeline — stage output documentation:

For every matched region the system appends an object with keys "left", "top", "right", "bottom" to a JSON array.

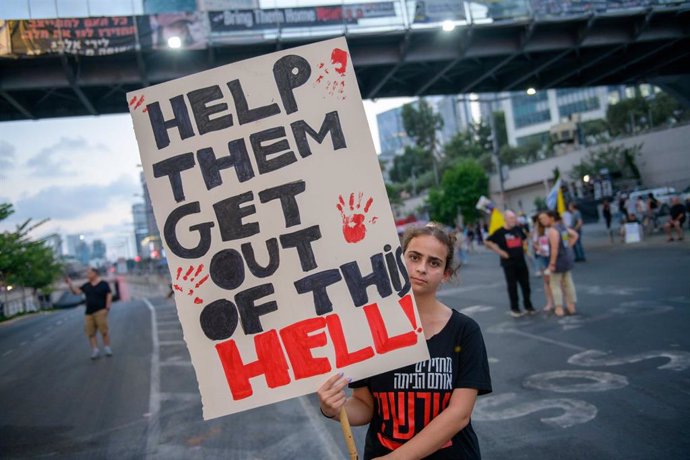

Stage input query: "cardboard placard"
[{"left": 128, "top": 37, "right": 429, "bottom": 419}]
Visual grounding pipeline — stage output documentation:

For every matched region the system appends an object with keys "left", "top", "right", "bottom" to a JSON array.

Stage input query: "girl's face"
[
  {"left": 538, "top": 213, "right": 552, "bottom": 227},
  {"left": 404, "top": 234, "right": 450, "bottom": 296}
]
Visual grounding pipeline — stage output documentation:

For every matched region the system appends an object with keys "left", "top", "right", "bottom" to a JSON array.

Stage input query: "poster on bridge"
[{"left": 127, "top": 37, "right": 429, "bottom": 419}]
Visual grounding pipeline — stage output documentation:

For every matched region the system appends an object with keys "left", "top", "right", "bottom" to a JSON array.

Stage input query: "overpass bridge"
[{"left": 1, "top": 1, "right": 689, "bottom": 121}]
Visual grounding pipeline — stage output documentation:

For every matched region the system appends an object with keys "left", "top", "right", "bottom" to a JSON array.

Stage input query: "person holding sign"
[{"left": 318, "top": 224, "right": 492, "bottom": 459}]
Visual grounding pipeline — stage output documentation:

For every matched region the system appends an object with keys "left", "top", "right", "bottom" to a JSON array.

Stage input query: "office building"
[
  {"left": 132, "top": 202, "right": 148, "bottom": 258},
  {"left": 492, "top": 86, "right": 609, "bottom": 146}
]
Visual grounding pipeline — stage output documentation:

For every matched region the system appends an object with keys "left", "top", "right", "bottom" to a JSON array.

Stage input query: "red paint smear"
[
  {"left": 195, "top": 274, "right": 209, "bottom": 288},
  {"left": 176, "top": 267, "right": 182, "bottom": 280},
  {"left": 194, "top": 297, "right": 203, "bottom": 304},
  {"left": 183, "top": 265, "right": 194, "bottom": 281},
  {"left": 348, "top": 192, "right": 355, "bottom": 210},
  {"left": 128, "top": 96, "right": 137, "bottom": 106},
  {"left": 364, "top": 196, "right": 373, "bottom": 213},
  {"left": 330, "top": 48, "right": 348, "bottom": 75},
  {"left": 142, "top": 107, "right": 148, "bottom": 112},
  {"left": 134, "top": 95, "right": 145, "bottom": 110},
  {"left": 173, "top": 284, "right": 183, "bottom": 292},
  {"left": 194, "top": 264, "right": 204, "bottom": 278}
]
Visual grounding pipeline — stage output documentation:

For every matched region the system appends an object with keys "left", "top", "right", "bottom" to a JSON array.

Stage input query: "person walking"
[
  {"left": 567, "top": 202, "right": 586, "bottom": 261},
  {"left": 664, "top": 196, "right": 686, "bottom": 241},
  {"left": 539, "top": 211, "right": 578, "bottom": 317},
  {"left": 317, "top": 224, "right": 492, "bottom": 459},
  {"left": 602, "top": 199, "right": 613, "bottom": 243},
  {"left": 646, "top": 192, "right": 659, "bottom": 231},
  {"left": 485, "top": 210, "right": 536, "bottom": 317},
  {"left": 66, "top": 267, "right": 113, "bottom": 359}
]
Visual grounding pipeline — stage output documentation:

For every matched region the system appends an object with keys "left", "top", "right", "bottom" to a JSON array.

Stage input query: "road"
[{"left": 1, "top": 238, "right": 689, "bottom": 459}]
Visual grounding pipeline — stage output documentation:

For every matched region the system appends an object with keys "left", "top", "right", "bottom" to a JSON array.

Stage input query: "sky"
[{"left": 0, "top": 97, "right": 413, "bottom": 259}]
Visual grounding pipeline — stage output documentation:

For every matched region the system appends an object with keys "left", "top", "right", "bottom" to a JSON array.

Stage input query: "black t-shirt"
[
  {"left": 350, "top": 310, "right": 492, "bottom": 460},
  {"left": 80, "top": 280, "right": 111, "bottom": 315},
  {"left": 670, "top": 203, "right": 686, "bottom": 222},
  {"left": 486, "top": 227, "right": 526, "bottom": 265}
]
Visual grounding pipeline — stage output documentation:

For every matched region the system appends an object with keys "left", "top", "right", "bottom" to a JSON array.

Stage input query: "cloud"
[
  {"left": 25, "top": 136, "right": 111, "bottom": 177},
  {"left": 0, "top": 140, "right": 16, "bottom": 177},
  {"left": 10, "top": 175, "right": 138, "bottom": 222}
]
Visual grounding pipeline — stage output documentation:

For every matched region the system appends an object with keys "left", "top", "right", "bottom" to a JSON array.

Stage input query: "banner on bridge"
[
  {"left": 128, "top": 37, "right": 429, "bottom": 419},
  {"left": 6, "top": 17, "right": 139, "bottom": 56},
  {"left": 208, "top": 2, "right": 397, "bottom": 32}
]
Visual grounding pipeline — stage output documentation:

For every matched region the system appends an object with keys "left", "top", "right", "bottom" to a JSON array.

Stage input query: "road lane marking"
[
  {"left": 160, "top": 392, "right": 199, "bottom": 402},
  {"left": 438, "top": 282, "right": 504, "bottom": 296},
  {"left": 487, "top": 322, "right": 587, "bottom": 351},
  {"left": 143, "top": 299, "right": 161, "bottom": 460},
  {"left": 161, "top": 361, "right": 192, "bottom": 367},
  {"left": 157, "top": 321, "right": 180, "bottom": 327},
  {"left": 473, "top": 392, "right": 598, "bottom": 428},
  {"left": 568, "top": 349, "right": 690, "bottom": 371}
]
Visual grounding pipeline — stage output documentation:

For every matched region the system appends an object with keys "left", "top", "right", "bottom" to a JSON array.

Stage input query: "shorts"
[
  {"left": 85, "top": 309, "right": 109, "bottom": 337},
  {"left": 535, "top": 255, "right": 549, "bottom": 270}
]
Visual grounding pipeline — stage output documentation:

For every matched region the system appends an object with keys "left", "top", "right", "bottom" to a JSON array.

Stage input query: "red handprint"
[
  {"left": 128, "top": 95, "right": 148, "bottom": 112},
  {"left": 337, "top": 192, "right": 378, "bottom": 243},
  {"left": 172, "top": 264, "right": 209, "bottom": 304},
  {"left": 313, "top": 48, "right": 349, "bottom": 100}
]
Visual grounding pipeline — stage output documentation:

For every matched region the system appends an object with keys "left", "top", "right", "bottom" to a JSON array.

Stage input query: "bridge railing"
[{"left": 1, "top": 0, "right": 689, "bottom": 57}]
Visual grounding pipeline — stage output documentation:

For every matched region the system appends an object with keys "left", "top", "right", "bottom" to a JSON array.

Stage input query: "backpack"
[{"left": 552, "top": 223, "right": 575, "bottom": 273}]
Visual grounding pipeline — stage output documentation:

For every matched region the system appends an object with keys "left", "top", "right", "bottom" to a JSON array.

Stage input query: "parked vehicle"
[{"left": 628, "top": 187, "right": 677, "bottom": 215}]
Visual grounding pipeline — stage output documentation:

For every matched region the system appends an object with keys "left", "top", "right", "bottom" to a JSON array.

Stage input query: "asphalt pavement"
[{"left": 1, "top": 228, "right": 689, "bottom": 459}]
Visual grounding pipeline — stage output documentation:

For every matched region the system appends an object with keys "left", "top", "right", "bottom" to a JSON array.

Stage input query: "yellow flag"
[
  {"left": 489, "top": 208, "right": 504, "bottom": 235},
  {"left": 557, "top": 187, "right": 566, "bottom": 215}
]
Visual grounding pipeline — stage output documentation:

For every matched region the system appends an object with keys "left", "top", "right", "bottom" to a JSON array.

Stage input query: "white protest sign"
[
  {"left": 128, "top": 37, "right": 430, "bottom": 420},
  {"left": 624, "top": 223, "right": 641, "bottom": 243}
]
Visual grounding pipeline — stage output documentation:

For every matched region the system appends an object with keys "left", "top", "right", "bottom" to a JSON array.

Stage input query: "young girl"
[
  {"left": 317, "top": 224, "right": 492, "bottom": 459},
  {"left": 538, "top": 211, "right": 578, "bottom": 317},
  {"left": 532, "top": 217, "right": 554, "bottom": 312}
]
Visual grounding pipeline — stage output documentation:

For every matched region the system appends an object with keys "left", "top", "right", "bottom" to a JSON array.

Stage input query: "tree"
[
  {"left": 569, "top": 144, "right": 643, "bottom": 185},
  {"left": 499, "top": 142, "right": 542, "bottom": 167},
  {"left": 606, "top": 97, "right": 648, "bottom": 135},
  {"left": 388, "top": 145, "right": 433, "bottom": 184},
  {"left": 402, "top": 99, "right": 444, "bottom": 185},
  {"left": 649, "top": 92, "right": 684, "bottom": 126},
  {"left": 0, "top": 203, "right": 62, "bottom": 311},
  {"left": 427, "top": 159, "right": 488, "bottom": 226},
  {"left": 492, "top": 111, "right": 508, "bottom": 148}
]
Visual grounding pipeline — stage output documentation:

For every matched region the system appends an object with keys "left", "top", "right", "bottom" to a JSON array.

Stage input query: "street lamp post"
[{"left": 488, "top": 109, "right": 506, "bottom": 208}]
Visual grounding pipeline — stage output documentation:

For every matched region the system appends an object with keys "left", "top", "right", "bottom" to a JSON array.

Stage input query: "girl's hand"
[{"left": 317, "top": 373, "right": 350, "bottom": 418}]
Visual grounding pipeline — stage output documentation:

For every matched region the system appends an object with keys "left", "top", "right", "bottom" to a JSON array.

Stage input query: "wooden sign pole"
[{"left": 338, "top": 407, "right": 359, "bottom": 460}]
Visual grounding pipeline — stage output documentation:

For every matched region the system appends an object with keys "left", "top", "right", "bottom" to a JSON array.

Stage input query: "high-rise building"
[
  {"left": 139, "top": 171, "right": 163, "bottom": 259},
  {"left": 377, "top": 106, "right": 411, "bottom": 156},
  {"left": 377, "top": 96, "right": 475, "bottom": 182},
  {"left": 91, "top": 239, "right": 106, "bottom": 260},
  {"left": 493, "top": 86, "right": 609, "bottom": 146},
  {"left": 76, "top": 240, "right": 90, "bottom": 265},
  {"left": 432, "top": 96, "right": 474, "bottom": 146},
  {"left": 65, "top": 234, "right": 82, "bottom": 257},
  {"left": 140, "top": 171, "right": 159, "bottom": 239},
  {"left": 132, "top": 203, "right": 148, "bottom": 258},
  {"left": 44, "top": 234, "right": 63, "bottom": 259}
]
